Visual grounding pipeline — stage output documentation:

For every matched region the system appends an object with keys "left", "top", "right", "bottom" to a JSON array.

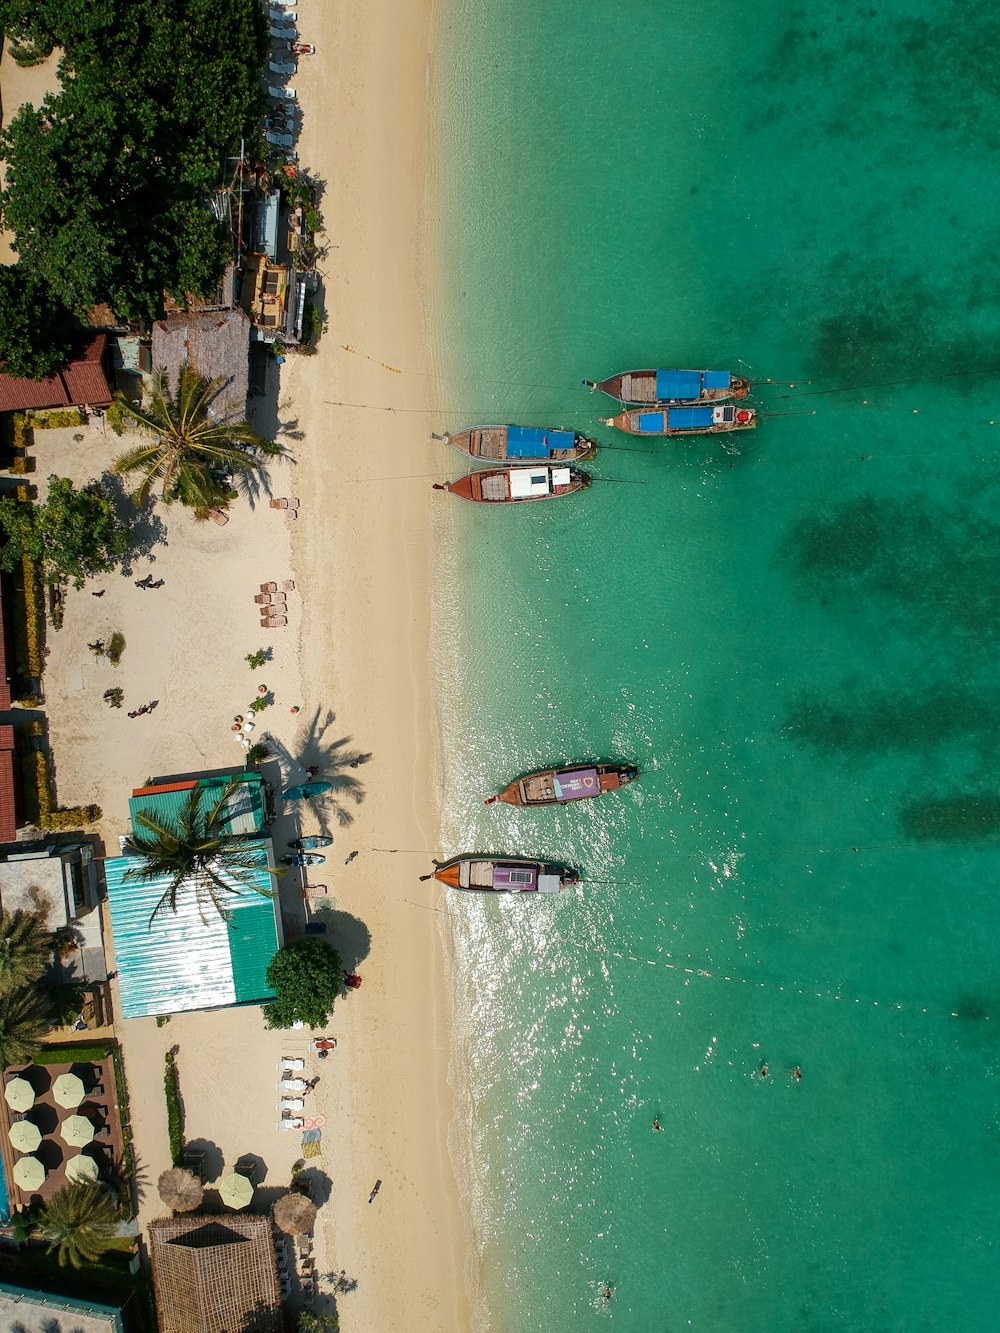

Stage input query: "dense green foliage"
[
  {"left": 0, "top": 986, "right": 53, "bottom": 1067},
  {"left": 39, "top": 1180, "right": 120, "bottom": 1269},
  {"left": 111, "top": 368, "right": 285, "bottom": 509},
  {"left": 33, "top": 1041, "right": 114, "bottom": 1065},
  {"left": 0, "top": 475, "right": 130, "bottom": 588},
  {"left": 298, "top": 1314, "right": 341, "bottom": 1333},
  {"left": 0, "top": 908, "right": 53, "bottom": 994},
  {"left": 164, "top": 1048, "right": 184, "bottom": 1165},
  {"left": 263, "top": 937, "right": 343, "bottom": 1030},
  {"left": 0, "top": 0, "right": 268, "bottom": 329},
  {"left": 0, "top": 266, "right": 75, "bottom": 376},
  {"left": 123, "top": 775, "right": 278, "bottom": 925}
]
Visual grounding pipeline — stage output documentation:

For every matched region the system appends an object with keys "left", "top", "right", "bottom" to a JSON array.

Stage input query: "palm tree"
[
  {"left": 0, "top": 987, "right": 53, "bottom": 1067},
  {"left": 39, "top": 1180, "right": 120, "bottom": 1268},
  {"left": 111, "top": 366, "right": 285, "bottom": 508},
  {"left": 123, "top": 776, "right": 279, "bottom": 927},
  {"left": 0, "top": 909, "right": 53, "bottom": 994}
]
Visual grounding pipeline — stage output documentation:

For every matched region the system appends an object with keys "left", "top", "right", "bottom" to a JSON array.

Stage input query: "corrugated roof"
[
  {"left": 128, "top": 773, "right": 266, "bottom": 837},
  {"left": 104, "top": 842, "right": 280, "bottom": 1019},
  {"left": 150, "top": 308, "right": 251, "bottom": 424},
  {"left": 0, "top": 336, "right": 112, "bottom": 413}
]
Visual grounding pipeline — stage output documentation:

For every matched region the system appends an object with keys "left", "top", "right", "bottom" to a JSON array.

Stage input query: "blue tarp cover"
[
  {"left": 703, "top": 370, "right": 732, "bottom": 389},
  {"left": 668, "top": 406, "right": 714, "bottom": 430},
  {"left": 656, "top": 369, "right": 701, "bottom": 400},
  {"left": 506, "top": 426, "right": 574, "bottom": 457},
  {"left": 637, "top": 412, "right": 667, "bottom": 432}
]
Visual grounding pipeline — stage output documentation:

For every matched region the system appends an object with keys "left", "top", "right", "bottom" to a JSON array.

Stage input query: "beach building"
[
  {"left": 150, "top": 306, "right": 252, "bottom": 425},
  {"left": 148, "top": 1214, "right": 281, "bottom": 1333},
  {"left": 241, "top": 191, "right": 306, "bottom": 345},
  {"left": 0, "top": 1279, "right": 130, "bottom": 1332},
  {"left": 103, "top": 773, "right": 282, "bottom": 1020},
  {"left": 0, "top": 335, "right": 113, "bottom": 414},
  {"left": 0, "top": 840, "right": 106, "bottom": 981}
]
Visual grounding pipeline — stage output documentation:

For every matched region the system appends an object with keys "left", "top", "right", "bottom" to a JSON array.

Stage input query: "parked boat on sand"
[
  {"left": 603, "top": 404, "right": 756, "bottom": 436},
  {"left": 440, "top": 424, "right": 596, "bottom": 466},
  {"left": 485, "top": 763, "right": 639, "bottom": 807},
  {"left": 584, "top": 368, "right": 749, "bottom": 405},
  {"left": 433, "top": 465, "right": 589, "bottom": 504},
  {"left": 419, "top": 855, "right": 580, "bottom": 893}
]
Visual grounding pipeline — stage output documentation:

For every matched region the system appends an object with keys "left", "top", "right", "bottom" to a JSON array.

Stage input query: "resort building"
[
  {"left": 0, "top": 1279, "right": 130, "bottom": 1333},
  {"left": 103, "top": 773, "right": 283, "bottom": 1020},
  {"left": 0, "top": 840, "right": 106, "bottom": 982},
  {"left": 148, "top": 1214, "right": 281, "bottom": 1333},
  {"left": 0, "top": 335, "right": 113, "bottom": 414},
  {"left": 150, "top": 306, "right": 252, "bottom": 424},
  {"left": 242, "top": 190, "right": 306, "bottom": 345}
]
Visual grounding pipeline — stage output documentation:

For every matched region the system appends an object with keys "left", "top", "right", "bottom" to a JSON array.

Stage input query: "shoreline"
[{"left": 285, "top": 0, "right": 470, "bottom": 1328}]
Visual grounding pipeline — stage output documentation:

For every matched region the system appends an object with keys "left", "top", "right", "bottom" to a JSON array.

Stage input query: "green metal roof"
[
  {"left": 104, "top": 841, "right": 282, "bottom": 1020},
  {"left": 128, "top": 773, "right": 266, "bottom": 838}
]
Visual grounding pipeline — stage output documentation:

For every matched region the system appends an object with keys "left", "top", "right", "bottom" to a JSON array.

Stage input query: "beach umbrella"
[
  {"left": 13, "top": 1156, "right": 45, "bottom": 1192},
  {"left": 52, "top": 1073, "right": 85, "bottom": 1108},
  {"left": 65, "top": 1153, "right": 99, "bottom": 1184},
  {"left": 157, "top": 1167, "right": 204, "bottom": 1214},
  {"left": 282, "top": 781, "right": 332, "bottom": 801},
  {"left": 4, "top": 1078, "right": 34, "bottom": 1113},
  {"left": 7, "top": 1120, "right": 41, "bottom": 1153},
  {"left": 219, "top": 1171, "right": 254, "bottom": 1210},
  {"left": 60, "top": 1114, "right": 95, "bottom": 1148},
  {"left": 273, "top": 1191, "right": 317, "bottom": 1234}
]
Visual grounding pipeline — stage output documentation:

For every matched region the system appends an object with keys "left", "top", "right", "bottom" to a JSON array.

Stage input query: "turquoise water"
[{"left": 431, "top": 2, "right": 1000, "bottom": 1329}]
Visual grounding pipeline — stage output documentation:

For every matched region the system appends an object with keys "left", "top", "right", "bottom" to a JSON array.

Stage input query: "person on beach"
[
  {"left": 368, "top": 1178, "right": 382, "bottom": 1204},
  {"left": 345, "top": 850, "right": 359, "bottom": 865},
  {"left": 91, "top": 589, "right": 105, "bottom": 597}
]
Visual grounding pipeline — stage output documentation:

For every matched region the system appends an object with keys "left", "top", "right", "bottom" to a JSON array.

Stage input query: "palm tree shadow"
[
  {"left": 258, "top": 706, "right": 368, "bottom": 836},
  {"left": 100, "top": 472, "right": 169, "bottom": 571}
]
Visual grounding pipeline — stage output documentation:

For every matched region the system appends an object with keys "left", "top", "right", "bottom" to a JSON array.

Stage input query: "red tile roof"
[
  {"left": 131, "top": 780, "right": 198, "bottom": 798},
  {"left": 0, "top": 335, "right": 113, "bottom": 413},
  {"left": 0, "top": 726, "right": 17, "bottom": 844}
]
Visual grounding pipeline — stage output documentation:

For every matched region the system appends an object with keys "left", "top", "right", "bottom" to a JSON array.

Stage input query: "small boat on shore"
[
  {"left": 433, "top": 465, "right": 589, "bottom": 504},
  {"left": 485, "top": 763, "right": 639, "bottom": 807},
  {"left": 439, "top": 424, "right": 597, "bottom": 466},
  {"left": 420, "top": 855, "right": 580, "bottom": 894},
  {"left": 603, "top": 403, "right": 756, "bottom": 436},
  {"left": 584, "top": 368, "right": 749, "bottom": 405}
]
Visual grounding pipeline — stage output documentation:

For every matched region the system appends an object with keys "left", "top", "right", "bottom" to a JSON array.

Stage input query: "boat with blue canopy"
[
  {"left": 603, "top": 403, "right": 757, "bottom": 436},
  {"left": 485, "top": 762, "right": 639, "bottom": 807},
  {"left": 439, "top": 424, "right": 596, "bottom": 465},
  {"left": 583, "top": 368, "right": 749, "bottom": 405}
]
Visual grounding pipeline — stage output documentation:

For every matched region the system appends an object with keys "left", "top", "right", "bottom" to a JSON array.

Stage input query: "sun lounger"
[
  {"left": 254, "top": 594, "right": 270, "bottom": 604},
  {"left": 261, "top": 582, "right": 278, "bottom": 593},
  {"left": 277, "top": 1099, "right": 305, "bottom": 1111},
  {"left": 277, "top": 1118, "right": 304, "bottom": 1131},
  {"left": 281, "top": 579, "right": 296, "bottom": 591},
  {"left": 268, "top": 86, "right": 296, "bottom": 100},
  {"left": 278, "top": 1078, "right": 307, "bottom": 1092},
  {"left": 279, "top": 1057, "right": 305, "bottom": 1071},
  {"left": 262, "top": 617, "right": 288, "bottom": 628},
  {"left": 303, "top": 885, "right": 328, "bottom": 900},
  {"left": 269, "top": 6, "right": 296, "bottom": 18},
  {"left": 288, "top": 498, "right": 300, "bottom": 509},
  {"left": 269, "top": 499, "right": 284, "bottom": 509},
  {"left": 210, "top": 508, "right": 229, "bottom": 525}
]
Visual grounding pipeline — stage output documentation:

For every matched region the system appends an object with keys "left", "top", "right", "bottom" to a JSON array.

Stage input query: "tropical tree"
[
  {"left": 0, "top": 986, "right": 53, "bottom": 1067},
  {"left": 39, "top": 1180, "right": 120, "bottom": 1269},
  {"left": 297, "top": 1313, "right": 340, "bottom": 1333},
  {"left": 0, "top": 476, "right": 130, "bottom": 589},
  {"left": 122, "top": 775, "right": 279, "bottom": 926},
  {"left": 0, "top": 266, "right": 75, "bottom": 378},
  {"left": 110, "top": 367, "right": 285, "bottom": 509},
  {"left": 263, "top": 938, "right": 343, "bottom": 1031},
  {"left": 0, "top": 909, "right": 53, "bottom": 994}
]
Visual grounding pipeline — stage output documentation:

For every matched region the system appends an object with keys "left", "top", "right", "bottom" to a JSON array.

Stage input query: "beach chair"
[
  {"left": 269, "top": 499, "right": 287, "bottom": 510},
  {"left": 254, "top": 594, "right": 270, "bottom": 604},
  {"left": 288, "top": 498, "right": 300, "bottom": 509},
  {"left": 277, "top": 1099, "right": 305, "bottom": 1112},
  {"left": 268, "top": 86, "right": 296, "bottom": 100},
  {"left": 279, "top": 1057, "right": 305, "bottom": 1071},
  {"left": 269, "top": 60, "right": 297, "bottom": 76},
  {"left": 286, "top": 510, "right": 298, "bottom": 521},
  {"left": 269, "top": 6, "right": 296, "bottom": 18},
  {"left": 263, "top": 617, "right": 288, "bottom": 628},
  {"left": 303, "top": 885, "right": 328, "bottom": 901},
  {"left": 278, "top": 1078, "right": 307, "bottom": 1092},
  {"left": 210, "top": 508, "right": 229, "bottom": 525},
  {"left": 281, "top": 579, "right": 296, "bottom": 591},
  {"left": 261, "top": 582, "right": 278, "bottom": 593},
  {"left": 277, "top": 1117, "right": 304, "bottom": 1131}
]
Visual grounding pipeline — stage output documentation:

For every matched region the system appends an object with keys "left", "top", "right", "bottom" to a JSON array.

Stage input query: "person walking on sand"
[{"left": 344, "top": 850, "right": 358, "bottom": 865}]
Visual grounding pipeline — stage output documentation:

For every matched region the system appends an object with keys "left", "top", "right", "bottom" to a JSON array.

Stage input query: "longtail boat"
[
  {"left": 584, "top": 368, "right": 749, "bottom": 405},
  {"left": 432, "top": 464, "right": 589, "bottom": 504},
  {"left": 485, "top": 763, "right": 639, "bottom": 807},
  {"left": 440, "top": 424, "right": 597, "bottom": 466},
  {"left": 602, "top": 403, "right": 756, "bottom": 437},
  {"left": 419, "top": 855, "right": 579, "bottom": 894}
]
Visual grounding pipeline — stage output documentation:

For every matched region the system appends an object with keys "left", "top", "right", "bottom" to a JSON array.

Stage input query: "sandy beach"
[{"left": 2, "top": 2, "right": 468, "bottom": 1329}]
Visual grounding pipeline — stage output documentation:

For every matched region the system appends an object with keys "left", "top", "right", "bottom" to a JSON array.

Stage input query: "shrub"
[
  {"left": 301, "top": 298, "right": 322, "bottom": 347},
  {"left": 246, "top": 649, "right": 267, "bottom": 669},
  {"left": 31, "top": 409, "right": 86, "bottom": 430},
  {"left": 42, "top": 807, "right": 101, "bottom": 832},
  {"left": 246, "top": 742, "right": 271, "bottom": 765},
  {"left": 22, "top": 750, "right": 100, "bottom": 829},
  {"left": 10, "top": 453, "right": 28, "bottom": 475},
  {"left": 21, "top": 555, "right": 44, "bottom": 678},
  {"left": 164, "top": 1049, "right": 184, "bottom": 1166},
  {"left": 103, "top": 688, "right": 124, "bottom": 709},
  {"left": 106, "top": 632, "right": 125, "bottom": 666},
  {"left": 12, "top": 415, "right": 32, "bottom": 451},
  {"left": 249, "top": 697, "right": 267, "bottom": 714},
  {"left": 263, "top": 937, "right": 343, "bottom": 1030},
  {"left": 104, "top": 394, "right": 130, "bottom": 437},
  {"left": 15, "top": 695, "right": 42, "bottom": 709},
  {"left": 34, "top": 1042, "right": 114, "bottom": 1065}
]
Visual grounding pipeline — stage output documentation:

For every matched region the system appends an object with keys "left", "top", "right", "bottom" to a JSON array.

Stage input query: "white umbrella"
[
  {"left": 3, "top": 1078, "right": 34, "bottom": 1112},
  {"left": 65, "top": 1154, "right": 99, "bottom": 1184},
  {"left": 13, "top": 1156, "right": 45, "bottom": 1191},
  {"left": 60, "top": 1115, "right": 95, "bottom": 1148},
  {"left": 7, "top": 1120, "right": 41, "bottom": 1153},
  {"left": 219, "top": 1172, "right": 254, "bottom": 1209},
  {"left": 53, "top": 1073, "right": 85, "bottom": 1109}
]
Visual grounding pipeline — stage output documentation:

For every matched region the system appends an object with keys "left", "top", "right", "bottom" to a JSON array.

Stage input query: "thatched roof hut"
[
  {"left": 157, "top": 1167, "right": 205, "bottom": 1213},
  {"left": 148, "top": 1214, "right": 280, "bottom": 1333},
  {"left": 272, "top": 1190, "right": 317, "bottom": 1235}
]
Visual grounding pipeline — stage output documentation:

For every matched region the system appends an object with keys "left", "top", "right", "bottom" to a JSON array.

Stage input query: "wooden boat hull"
[
  {"left": 487, "top": 763, "right": 639, "bottom": 807},
  {"left": 434, "top": 465, "right": 590, "bottom": 504},
  {"left": 603, "top": 405, "right": 757, "bottom": 436},
  {"left": 584, "top": 369, "right": 750, "bottom": 405},
  {"left": 424, "top": 855, "right": 579, "bottom": 894},
  {"left": 441, "top": 424, "right": 597, "bottom": 466}
]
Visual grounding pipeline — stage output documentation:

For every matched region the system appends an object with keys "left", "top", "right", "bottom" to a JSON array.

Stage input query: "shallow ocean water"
[{"left": 430, "top": 2, "right": 1000, "bottom": 1328}]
